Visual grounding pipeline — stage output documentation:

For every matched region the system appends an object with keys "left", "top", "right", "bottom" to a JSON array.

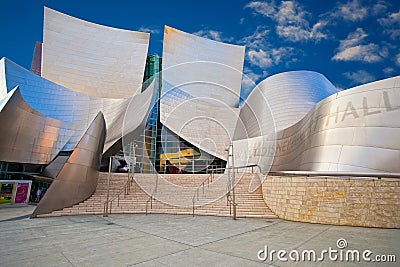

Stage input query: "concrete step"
[{"left": 46, "top": 173, "right": 278, "bottom": 219}]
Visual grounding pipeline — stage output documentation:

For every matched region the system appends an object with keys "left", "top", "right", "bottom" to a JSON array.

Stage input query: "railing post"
[
  {"left": 127, "top": 165, "right": 130, "bottom": 193},
  {"left": 229, "top": 198, "right": 232, "bottom": 215},
  {"left": 231, "top": 143, "right": 237, "bottom": 220},
  {"left": 104, "top": 156, "right": 112, "bottom": 217}
]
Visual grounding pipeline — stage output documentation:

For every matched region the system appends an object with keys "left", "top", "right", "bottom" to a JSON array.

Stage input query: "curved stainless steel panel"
[
  {"left": 160, "top": 26, "right": 245, "bottom": 159},
  {"left": 269, "top": 76, "right": 400, "bottom": 172},
  {"left": 0, "top": 57, "right": 144, "bottom": 153},
  {"left": 160, "top": 85, "right": 240, "bottom": 160},
  {"left": 41, "top": 7, "right": 149, "bottom": 98},
  {"left": 162, "top": 26, "right": 245, "bottom": 107},
  {"left": 122, "top": 79, "right": 156, "bottom": 143},
  {"left": 244, "top": 71, "right": 338, "bottom": 133},
  {"left": 30, "top": 41, "right": 42, "bottom": 76},
  {"left": 41, "top": 155, "right": 69, "bottom": 178},
  {"left": 233, "top": 74, "right": 400, "bottom": 174},
  {"left": 0, "top": 87, "right": 75, "bottom": 164},
  {"left": 32, "top": 112, "right": 106, "bottom": 217},
  {"left": 232, "top": 71, "right": 337, "bottom": 174}
]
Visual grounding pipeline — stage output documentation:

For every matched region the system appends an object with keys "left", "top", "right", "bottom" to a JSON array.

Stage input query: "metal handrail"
[
  {"left": 103, "top": 175, "right": 133, "bottom": 216},
  {"left": 103, "top": 145, "right": 136, "bottom": 217},
  {"left": 192, "top": 164, "right": 260, "bottom": 217},
  {"left": 192, "top": 172, "right": 214, "bottom": 216},
  {"left": 145, "top": 174, "right": 159, "bottom": 215},
  {"left": 226, "top": 186, "right": 238, "bottom": 217},
  {"left": 268, "top": 171, "right": 400, "bottom": 179},
  {"left": 206, "top": 164, "right": 261, "bottom": 174}
]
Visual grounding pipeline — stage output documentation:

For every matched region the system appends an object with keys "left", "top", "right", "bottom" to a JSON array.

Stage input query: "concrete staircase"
[{"left": 45, "top": 173, "right": 277, "bottom": 218}]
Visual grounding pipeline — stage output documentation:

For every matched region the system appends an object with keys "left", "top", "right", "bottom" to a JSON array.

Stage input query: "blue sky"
[{"left": 1, "top": 0, "right": 399, "bottom": 98}]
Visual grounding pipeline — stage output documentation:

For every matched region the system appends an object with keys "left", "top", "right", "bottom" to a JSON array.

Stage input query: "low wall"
[{"left": 262, "top": 176, "right": 399, "bottom": 228}]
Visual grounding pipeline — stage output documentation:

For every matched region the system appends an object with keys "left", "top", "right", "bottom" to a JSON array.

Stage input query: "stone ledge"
[{"left": 262, "top": 176, "right": 400, "bottom": 229}]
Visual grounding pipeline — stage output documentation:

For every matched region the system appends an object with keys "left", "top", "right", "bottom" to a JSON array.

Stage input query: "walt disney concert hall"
[{"left": 0, "top": 8, "right": 399, "bottom": 227}]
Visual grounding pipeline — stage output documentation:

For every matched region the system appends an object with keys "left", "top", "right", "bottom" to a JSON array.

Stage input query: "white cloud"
[
  {"left": 378, "top": 10, "right": 400, "bottom": 39},
  {"left": 242, "top": 67, "right": 266, "bottom": 86},
  {"left": 138, "top": 26, "right": 160, "bottom": 34},
  {"left": 378, "top": 10, "right": 400, "bottom": 26},
  {"left": 344, "top": 70, "right": 376, "bottom": 85},
  {"left": 241, "top": 27, "right": 295, "bottom": 65},
  {"left": 247, "top": 49, "right": 273, "bottom": 68},
  {"left": 240, "top": 26, "right": 270, "bottom": 49},
  {"left": 333, "top": 44, "right": 382, "bottom": 63},
  {"left": 373, "top": 0, "right": 389, "bottom": 15},
  {"left": 310, "top": 20, "right": 329, "bottom": 40},
  {"left": 384, "top": 29, "right": 400, "bottom": 39},
  {"left": 246, "top": 47, "right": 296, "bottom": 68},
  {"left": 383, "top": 67, "right": 395, "bottom": 75},
  {"left": 245, "top": 0, "right": 328, "bottom": 42},
  {"left": 241, "top": 67, "right": 268, "bottom": 99},
  {"left": 240, "top": 25, "right": 298, "bottom": 69},
  {"left": 245, "top": 1, "right": 276, "bottom": 17},
  {"left": 332, "top": 28, "right": 384, "bottom": 63},
  {"left": 270, "top": 47, "right": 295, "bottom": 65},
  {"left": 338, "top": 28, "right": 367, "bottom": 48},
  {"left": 275, "top": 1, "right": 309, "bottom": 25},
  {"left": 276, "top": 23, "right": 328, "bottom": 42},
  {"left": 319, "top": 0, "right": 374, "bottom": 29},
  {"left": 333, "top": 0, "right": 368, "bottom": 21},
  {"left": 243, "top": 67, "right": 266, "bottom": 82},
  {"left": 396, "top": 53, "right": 400, "bottom": 66},
  {"left": 192, "top": 30, "right": 233, "bottom": 42}
]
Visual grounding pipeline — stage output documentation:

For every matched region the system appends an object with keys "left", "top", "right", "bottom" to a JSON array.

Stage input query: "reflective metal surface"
[
  {"left": 242, "top": 71, "right": 338, "bottom": 133},
  {"left": 41, "top": 7, "right": 149, "bottom": 98},
  {"left": 32, "top": 112, "right": 106, "bottom": 217},
  {"left": 270, "top": 76, "right": 400, "bottom": 172},
  {"left": 160, "top": 26, "right": 245, "bottom": 159},
  {"left": 160, "top": 84, "right": 240, "bottom": 160},
  {"left": 162, "top": 26, "right": 245, "bottom": 107},
  {"left": 233, "top": 75, "right": 400, "bottom": 174},
  {"left": 30, "top": 42, "right": 42, "bottom": 76},
  {"left": 41, "top": 155, "right": 69, "bottom": 178},
  {"left": 122, "top": 79, "right": 156, "bottom": 147},
  {"left": 0, "top": 87, "right": 75, "bottom": 164},
  {"left": 0, "top": 6, "right": 398, "bottom": 217},
  {"left": 232, "top": 71, "right": 337, "bottom": 173},
  {"left": 0, "top": 57, "right": 146, "bottom": 153}
]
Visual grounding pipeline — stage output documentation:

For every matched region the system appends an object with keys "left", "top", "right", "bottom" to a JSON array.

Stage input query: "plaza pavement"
[{"left": 0, "top": 204, "right": 398, "bottom": 266}]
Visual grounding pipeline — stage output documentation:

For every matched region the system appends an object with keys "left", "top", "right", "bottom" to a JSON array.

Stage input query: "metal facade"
[
  {"left": 0, "top": 58, "right": 153, "bottom": 153},
  {"left": 41, "top": 7, "right": 149, "bottom": 98},
  {"left": 0, "top": 8, "right": 399, "bottom": 216},
  {"left": 0, "top": 88, "right": 75, "bottom": 164},
  {"left": 270, "top": 77, "right": 400, "bottom": 172},
  {"left": 161, "top": 26, "right": 245, "bottom": 160},
  {"left": 32, "top": 112, "right": 106, "bottom": 217}
]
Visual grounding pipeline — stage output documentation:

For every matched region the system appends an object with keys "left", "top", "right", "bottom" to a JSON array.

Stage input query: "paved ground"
[{"left": 0, "top": 205, "right": 398, "bottom": 266}]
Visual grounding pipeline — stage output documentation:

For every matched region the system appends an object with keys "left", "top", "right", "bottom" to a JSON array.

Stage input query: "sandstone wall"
[{"left": 262, "top": 176, "right": 399, "bottom": 228}]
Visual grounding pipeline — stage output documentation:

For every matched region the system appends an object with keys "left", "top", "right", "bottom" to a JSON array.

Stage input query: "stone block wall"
[{"left": 262, "top": 176, "right": 400, "bottom": 228}]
